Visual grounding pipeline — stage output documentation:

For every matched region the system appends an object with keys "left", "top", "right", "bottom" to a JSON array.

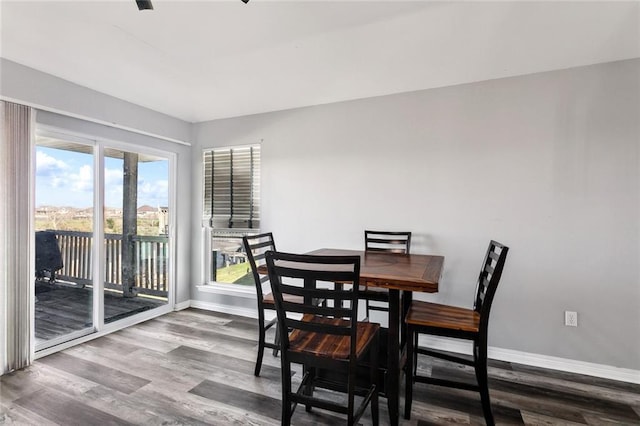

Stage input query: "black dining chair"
[
  {"left": 265, "top": 251, "right": 380, "bottom": 426},
  {"left": 361, "top": 230, "right": 412, "bottom": 320},
  {"left": 404, "top": 240, "right": 509, "bottom": 425},
  {"left": 243, "top": 233, "right": 327, "bottom": 376},
  {"left": 243, "top": 233, "right": 281, "bottom": 376}
]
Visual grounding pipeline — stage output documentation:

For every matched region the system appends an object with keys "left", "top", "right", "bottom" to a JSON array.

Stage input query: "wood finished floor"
[
  {"left": 35, "top": 281, "right": 166, "bottom": 344},
  {"left": 2, "top": 308, "right": 639, "bottom": 425}
]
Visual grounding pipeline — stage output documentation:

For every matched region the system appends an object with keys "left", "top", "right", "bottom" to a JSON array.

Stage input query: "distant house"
[
  {"left": 35, "top": 206, "right": 51, "bottom": 219},
  {"left": 137, "top": 205, "right": 157, "bottom": 218}
]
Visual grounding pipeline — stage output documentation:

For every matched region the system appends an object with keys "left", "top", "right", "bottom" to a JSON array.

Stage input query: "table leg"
[
  {"left": 401, "top": 290, "right": 413, "bottom": 350},
  {"left": 387, "top": 288, "right": 400, "bottom": 426}
]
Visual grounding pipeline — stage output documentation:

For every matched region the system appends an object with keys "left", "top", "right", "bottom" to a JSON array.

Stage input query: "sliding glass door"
[
  {"left": 34, "top": 130, "right": 173, "bottom": 350},
  {"left": 103, "top": 148, "right": 170, "bottom": 323}
]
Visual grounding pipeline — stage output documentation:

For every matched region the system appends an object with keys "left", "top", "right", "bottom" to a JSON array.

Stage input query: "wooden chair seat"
[
  {"left": 406, "top": 300, "right": 480, "bottom": 334},
  {"left": 289, "top": 314, "right": 380, "bottom": 360}
]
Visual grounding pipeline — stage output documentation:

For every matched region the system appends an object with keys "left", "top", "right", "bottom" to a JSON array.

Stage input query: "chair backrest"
[
  {"left": 243, "top": 232, "right": 277, "bottom": 302},
  {"left": 474, "top": 240, "right": 509, "bottom": 331},
  {"left": 265, "top": 251, "right": 361, "bottom": 360},
  {"left": 365, "top": 230, "right": 412, "bottom": 254}
]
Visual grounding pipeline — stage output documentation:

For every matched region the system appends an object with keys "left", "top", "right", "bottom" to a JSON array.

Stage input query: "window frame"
[{"left": 201, "top": 144, "right": 261, "bottom": 288}]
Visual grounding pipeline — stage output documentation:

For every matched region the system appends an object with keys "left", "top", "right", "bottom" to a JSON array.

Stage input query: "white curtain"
[{"left": 0, "top": 101, "right": 33, "bottom": 374}]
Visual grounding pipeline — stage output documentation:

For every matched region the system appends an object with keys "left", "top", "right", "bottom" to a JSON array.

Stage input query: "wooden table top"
[{"left": 306, "top": 248, "right": 444, "bottom": 293}]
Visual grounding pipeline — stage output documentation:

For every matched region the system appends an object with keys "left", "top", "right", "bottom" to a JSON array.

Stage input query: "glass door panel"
[
  {"left": 103, "top": 148, "right": 169, "bottom": 323},
  {"left": 34, "top": 137, "right": 94, "bottom": 348}
]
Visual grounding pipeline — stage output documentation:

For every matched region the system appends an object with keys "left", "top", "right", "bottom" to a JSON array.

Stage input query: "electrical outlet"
[{"left": 565, "top": 311, "right": 578, "bottom": 327}]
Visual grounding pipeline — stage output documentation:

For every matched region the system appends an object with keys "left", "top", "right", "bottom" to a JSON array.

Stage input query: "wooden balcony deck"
[{"left": 35, "top": 280, "right": 166, "bottom": 344}]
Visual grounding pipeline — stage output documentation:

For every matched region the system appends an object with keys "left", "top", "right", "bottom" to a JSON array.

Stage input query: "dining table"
[{"left": 305, "top": 248, "right": 444, "bottom": 426}]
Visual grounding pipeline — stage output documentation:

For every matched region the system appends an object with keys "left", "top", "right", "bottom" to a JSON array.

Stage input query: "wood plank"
[
  {"left": 167, "top": 345, "right": 281, "bottom": 378},
  {"left": 189, "top": 379, "right": 283, "bottom": 420},
  {"left": 13, "top": 388, "right": 133, "bottom": 426},
  {"left": 37, "top": 352, "right": 150, "bottom": 395},
  {"left": 1, "top": 399, "right": 60, "bottom": 426}
]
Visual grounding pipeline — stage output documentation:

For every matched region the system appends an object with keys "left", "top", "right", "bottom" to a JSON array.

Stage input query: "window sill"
[{"left": 197, "top": 282, "right": 256, "bottom": 299}]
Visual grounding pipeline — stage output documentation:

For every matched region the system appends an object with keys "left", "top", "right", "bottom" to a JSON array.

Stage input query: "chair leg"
[
  {"left": 347, "top": 364, "right": 356, "bottom": 425},
  {"left": 475, "top": 341, "right": 495, "bottom": 426},
  {"left": 371, "top": 333, "right": 379, "bottom": 426},
  {"left": 404, "top": 327, "right": 414, "bottom": 420},
  {"left": 255, "top": 320, "right": 266, "bottom": 377},
  {"left": 304, "top": 367, "right": 315, "bottom": 413},
  {"left": 273, "top": 324, "right": 280, "bottom": 357},
  {"left": 281, "top": 357, "right": 292, "bottom": 426},
  {"left": 371, "top": 390, "right": 379, "bottom": 426},
  {"left": 365, "top": 298, "right": 371, "bottom": 321},
  {"left": 413, "top": 332, "right": 419, "bottom": 377}
]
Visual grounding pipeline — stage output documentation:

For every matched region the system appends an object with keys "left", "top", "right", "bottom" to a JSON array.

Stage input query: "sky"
[{"left": 36, "top": 146, "right": 169, "bottom": 208}]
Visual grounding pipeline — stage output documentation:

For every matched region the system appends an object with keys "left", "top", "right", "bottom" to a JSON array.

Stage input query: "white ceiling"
[{"left": 1, "top": 1, "right": 639, "bottom": 123}]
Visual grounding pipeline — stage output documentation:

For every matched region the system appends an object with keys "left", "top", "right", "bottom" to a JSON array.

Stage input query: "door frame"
[{"left": 33, "top": 125, "right": 177, "bottom": 356}]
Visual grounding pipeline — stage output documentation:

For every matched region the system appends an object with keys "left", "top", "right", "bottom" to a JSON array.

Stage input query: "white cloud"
[
  {"left": 105, "top": 167, "right": 123, "bottom": 186},
  {"left": 36, "top": 153, "right": 169, "bottom": 208},
  {"left": 138, "top": 179, "right": 169, "bottom": 206},
  {"left": 70, "top": 165, "right": 93, "bottom": 192},
  {"left": 36, "top": 151, "right": 68, "bottom": 176},
  {"left": 104, "top": 167, "right": 124, "bottom": 207}
]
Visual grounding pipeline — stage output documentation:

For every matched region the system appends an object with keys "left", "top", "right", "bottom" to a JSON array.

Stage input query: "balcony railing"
[{"left": 49, "top": 230, "right": 169, "bottom": 297}]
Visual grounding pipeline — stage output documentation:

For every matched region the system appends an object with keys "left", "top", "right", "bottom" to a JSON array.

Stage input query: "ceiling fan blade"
[
  {"left": 136, "top": 0, "right": 247, "bottom": 10},
  {"left": 136, "top": 0, "right": 153, "bottom": 11}
]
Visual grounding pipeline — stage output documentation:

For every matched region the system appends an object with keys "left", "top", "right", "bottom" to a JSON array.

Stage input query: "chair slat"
[
  {"left": 247, "top": 239, "right": 275, "bottom": 250},
  {"left": 282, "top": 302, "right": 353, "bottom": 320},
  {"left": 273, "top": 265, "right": 356, "bottom": 283},
  {"left": 279, "top": 283, "right": 352, "bottom": 300}
]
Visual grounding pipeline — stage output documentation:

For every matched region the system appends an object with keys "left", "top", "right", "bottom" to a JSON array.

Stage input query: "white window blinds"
[
  {"left": 203, "top": 145, "right": 260, "bottom": 230},
  {"left": 0, "top": 101, "right": 33, "bottom": 373}
]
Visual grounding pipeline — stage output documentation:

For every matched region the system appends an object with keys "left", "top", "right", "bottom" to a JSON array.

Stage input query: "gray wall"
[
  {"left": 193, "top": 59, "right": 640, "bottom": 370},
  {"left": 1, "top": 59, "right": 192, "bottom": 143},
  {"left": 1, "top": 59, "right": 193, "bottom": 306}
]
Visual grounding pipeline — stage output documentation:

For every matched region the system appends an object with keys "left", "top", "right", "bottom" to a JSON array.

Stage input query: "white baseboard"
[
  {"left": 189, "top": 299, "right": 276, "bottom": 320},
  {"left": 173, "top": 300, "right": 191, "bottom": 311},
  {"left": 420, "top": 335, "right": 640, "bottom": 385},
  {"left": 184, "top": 301, "right": 640, "bottom": 384},
  {"left": 196, "top": 284, "right": 256, "bottom": 299}
]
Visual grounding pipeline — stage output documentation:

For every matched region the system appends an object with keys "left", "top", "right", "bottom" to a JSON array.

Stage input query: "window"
[{"left": 203, "top": 145, "right": 260, "bottom": 285}]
